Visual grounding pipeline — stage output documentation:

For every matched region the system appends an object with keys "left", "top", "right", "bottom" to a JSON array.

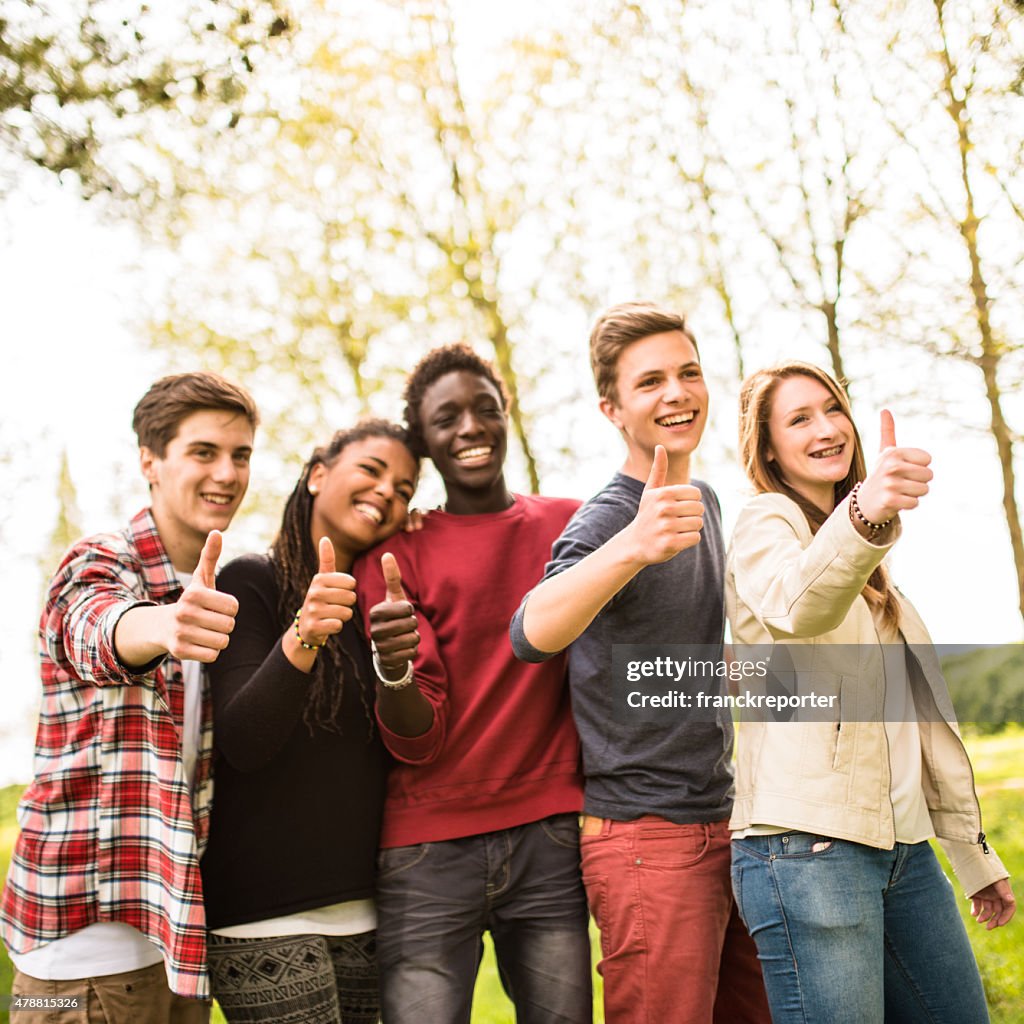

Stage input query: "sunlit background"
[{"left": 1, "top": 0, "right": 1022, "bottom": 784}]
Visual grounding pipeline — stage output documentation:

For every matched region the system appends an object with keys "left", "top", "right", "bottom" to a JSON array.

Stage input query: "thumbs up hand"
[
  {"left": 855, "top": 411, "right": 933, "bottom": 525},
  {"left": 163, "top": 530, "right": 239, "bottom": 663},
  {"left": 369, "top": 553, "right": 420, "bottom": 679},
  {"left": 621, "top": 445, "right": 705, "bottom": 566},
  {"left": 294, "top": 536, "right": 358, "bottom": 648}
]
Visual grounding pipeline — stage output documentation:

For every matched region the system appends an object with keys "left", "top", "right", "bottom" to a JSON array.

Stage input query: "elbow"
[
  {"left": 510, "top": 635, "right": 555, "bottom": 664},
  {"left": 762, "top": 609, "right": 847, "bottom": 641},
  {"left": 378, "top": 713, "right": 446, "bottom": 765},
  {"left": 213, "top": 703, "right": 286, "bottom": 772},
  {"left": 383, "top": 736, "right": 445, "bottom": 766},
  {"left": 215, "top": 734, "right": 277, "bottom": 773},
  {"left": 509, "top": 610, "right": 560, "bottom": 664}
]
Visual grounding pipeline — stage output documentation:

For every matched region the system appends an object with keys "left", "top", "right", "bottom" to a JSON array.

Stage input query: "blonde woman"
[{"left": 727, "top": 361, "right": 1014, "bottom": 1023}]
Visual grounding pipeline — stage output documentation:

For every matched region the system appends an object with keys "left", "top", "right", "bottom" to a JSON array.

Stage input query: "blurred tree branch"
[{"left": 0, "top": 0, "right": 289, "bottom": 195}]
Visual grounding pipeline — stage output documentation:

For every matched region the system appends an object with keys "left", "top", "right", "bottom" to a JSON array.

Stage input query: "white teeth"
[
  {"left": 354, "top": 503, "right": 383, "bottom": 523},
  {"left": 810, "top": 445, "right": 843, "bottom": 458},
  {"left": 202, "top": 494, "right": 232, "bottom": 505},
  {"left": 656, "top": 412, "right": 696, "bottom": 427},
  {"left": 455, "top": 446, "right": 493, "bottom": 461}
]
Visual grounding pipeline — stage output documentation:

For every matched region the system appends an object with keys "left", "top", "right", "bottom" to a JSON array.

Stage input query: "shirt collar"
[{"left": 129, "top": 508, "right": 185, "bottom": 602}]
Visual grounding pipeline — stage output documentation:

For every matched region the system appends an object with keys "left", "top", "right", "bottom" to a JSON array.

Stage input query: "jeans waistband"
[{"left": 581, "top": 814, "right": 730, "bottom": 837}]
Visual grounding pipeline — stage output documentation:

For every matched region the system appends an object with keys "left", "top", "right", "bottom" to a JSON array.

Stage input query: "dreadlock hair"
[
  {"left": 738, "top": 361, "right": 901, "bottom": 631},
  {"left": 402, "top": 344, "right": 509, "bottom": 458},
  {"left": 270, "top": 419, "right": 417, "bottom": 735}
]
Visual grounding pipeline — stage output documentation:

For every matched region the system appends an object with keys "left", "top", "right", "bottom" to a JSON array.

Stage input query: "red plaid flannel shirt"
[{"left": 0, "top": 509, "right": 215, "bottom": 998}]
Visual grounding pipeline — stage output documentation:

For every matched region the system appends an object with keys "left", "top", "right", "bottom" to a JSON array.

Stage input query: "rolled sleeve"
[{"left": 46, "top": 544, "right": 164, "bottom": 686}]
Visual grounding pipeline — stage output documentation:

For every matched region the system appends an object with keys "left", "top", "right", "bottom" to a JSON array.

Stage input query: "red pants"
[{"left": 580, "top": 816, "right": 770, "bottom": 1024}]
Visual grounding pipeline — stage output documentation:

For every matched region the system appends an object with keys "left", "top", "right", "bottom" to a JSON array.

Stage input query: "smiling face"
[
  {"left": 141, "top": 409, "right": 254, "bottom": 571},
  {"left": 599, "top": 330, "right": 708, "bottom": 482},
  {"left": 418, "top": 369, "right": 511, "bottom": 514},
  {"left": 308, "top": 436, "right": 418, "bottom": 568},
  {"left": 765, "top": 374, "right": 856, "bottom": 513}
]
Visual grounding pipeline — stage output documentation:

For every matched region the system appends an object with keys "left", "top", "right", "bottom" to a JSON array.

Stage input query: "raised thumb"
[
  {"left": 879, "top": 409, "right": 896, "bottom": 451},
  {"left": 382, "top": 552, "right": 405, "bottom": 602},
  {"left": 194, "top": 530, "right": 222, "bottom": 588},
  {"left": 318, "top": 535, "right": 337, "bottom": 574},
  {"left": 643, "top": 445, "right": 668, "bottom": 492}
]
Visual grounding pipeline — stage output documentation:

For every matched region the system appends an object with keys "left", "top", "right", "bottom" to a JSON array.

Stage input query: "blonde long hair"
[{"left": 739, "top": 361, "right": 900, "bottom": 630}]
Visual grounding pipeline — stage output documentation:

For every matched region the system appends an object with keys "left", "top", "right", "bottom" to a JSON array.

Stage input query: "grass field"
[{"left": 1, "top": 728, "right": 1021, "bottom": 1022}]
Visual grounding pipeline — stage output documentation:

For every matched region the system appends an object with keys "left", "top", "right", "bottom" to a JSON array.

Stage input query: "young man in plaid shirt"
[{"left": 2, "top": 373, "right": 258, "bottom": 1022}]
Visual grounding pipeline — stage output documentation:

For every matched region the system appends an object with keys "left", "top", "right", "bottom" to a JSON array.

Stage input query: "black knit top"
[{"left": 201, "top": 553, "right": 388, "bottom": 929}]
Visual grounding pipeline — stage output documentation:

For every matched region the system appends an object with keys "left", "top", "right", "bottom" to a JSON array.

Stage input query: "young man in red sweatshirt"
[{"left": 355, "top": 344, "right": 590, "bottom": 1024}]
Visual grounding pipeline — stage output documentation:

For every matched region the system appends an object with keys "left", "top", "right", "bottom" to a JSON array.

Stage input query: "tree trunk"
[{"left": 936, "top": 0, "right": 1024, "bottom": 624}]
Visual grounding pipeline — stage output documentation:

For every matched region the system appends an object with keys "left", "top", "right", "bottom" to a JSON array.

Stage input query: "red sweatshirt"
[{"left": 355, "top": 495, "right": 583, "bottom": 848}]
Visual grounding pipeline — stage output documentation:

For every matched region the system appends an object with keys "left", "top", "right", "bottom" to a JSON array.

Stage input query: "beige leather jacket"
[{"left": 726, "top": 491, "right": 1007, "bottom": 898}]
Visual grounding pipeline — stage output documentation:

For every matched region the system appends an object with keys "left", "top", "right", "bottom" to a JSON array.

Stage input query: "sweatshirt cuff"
[
  {"left": 105, "top": 600, "right": 166, "bottom": 681},
  {"left": 375, "top": 710, "right": 443, "bottom": 765}
]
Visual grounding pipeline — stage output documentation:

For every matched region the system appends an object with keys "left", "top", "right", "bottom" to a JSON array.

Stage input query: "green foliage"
[
  {"left": 932, "top": 728, "right": 1024, "bottom": 1022},
  {"left": 0, "top": 0, "right": 289, "bottom": 195},
  {"left": 943, "top": 646, "right": 1024, "bottom": 734},
  {"left": 36, "top": 449, "right": 82, "bottom": 586}
]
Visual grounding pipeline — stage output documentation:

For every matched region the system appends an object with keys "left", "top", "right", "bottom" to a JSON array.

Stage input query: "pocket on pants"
[
  {"left": 538, "top": 813, "right": 581, "bottom": 850},
  {"left": 633, "top": 820, "right": 710, "bottom": 869},
  {"left": 772, "top": 831, "right": 837, "bottom": 859},
  {"left": 377, "top": 842, "right": 429, "bottom": 880}
]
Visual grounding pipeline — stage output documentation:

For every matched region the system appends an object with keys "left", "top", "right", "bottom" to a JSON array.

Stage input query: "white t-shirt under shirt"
[
  {"left": 210, "top": 900, "right": 377, "bottom": 939},
  {"left": 878, "top": 620, "right": 934, "bottom": 845}
]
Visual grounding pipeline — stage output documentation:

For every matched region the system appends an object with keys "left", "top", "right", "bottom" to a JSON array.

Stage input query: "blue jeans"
[
  {"left": 376, "top": 813, "right": 592, "bottom": 1024},
  {"left": 731, "top": 833, "right": 989, "bottom": 1023}
]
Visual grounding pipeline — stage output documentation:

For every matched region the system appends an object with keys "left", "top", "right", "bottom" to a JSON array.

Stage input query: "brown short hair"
[
  {"left": 589, "top": 302, "right": 699, "bottom": 402},
  {"left": 132, "top": 372, "right": 259, "bottom": 455}
]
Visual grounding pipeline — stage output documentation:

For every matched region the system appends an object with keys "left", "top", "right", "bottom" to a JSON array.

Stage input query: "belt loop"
[{"left": 602, "top": 817, "right": 612, "bottom": 837}]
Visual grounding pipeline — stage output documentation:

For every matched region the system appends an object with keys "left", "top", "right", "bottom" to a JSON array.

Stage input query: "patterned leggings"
[{"left": 207, "top": 931, "right": 379, "bottom": 1024}]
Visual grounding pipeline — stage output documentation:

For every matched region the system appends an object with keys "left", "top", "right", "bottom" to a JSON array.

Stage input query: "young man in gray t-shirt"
[{"left": 511, "top": 303, "right": 769, "bottom": 1023}]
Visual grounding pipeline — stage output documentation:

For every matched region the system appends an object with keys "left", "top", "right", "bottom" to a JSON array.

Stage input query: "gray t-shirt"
[{"left": 510, "top": 472, "right": 734, "bottom": 823}]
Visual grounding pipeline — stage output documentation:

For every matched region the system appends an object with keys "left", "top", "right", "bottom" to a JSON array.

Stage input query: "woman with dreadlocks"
[{"left": 200, "top": 420, "right": 419, "bottom": 1024}]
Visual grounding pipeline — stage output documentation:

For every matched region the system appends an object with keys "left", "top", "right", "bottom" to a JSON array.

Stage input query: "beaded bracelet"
[
  {"left": 848, "top": 482, "right": 894, "bottom": 539},
  {"left": 293, "top": 609, "right": 325, "bottom": 651}
]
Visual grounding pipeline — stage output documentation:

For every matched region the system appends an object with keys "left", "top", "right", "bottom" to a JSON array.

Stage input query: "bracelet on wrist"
[
  {"left": 371, "top": 643, "right": 415, "bottom": 690},
  {"left": 293, "top": 608, "right": 325, "bottom": 651},
  {"left": 848, "top": 482, "right": 894, "bottom": 539}
]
